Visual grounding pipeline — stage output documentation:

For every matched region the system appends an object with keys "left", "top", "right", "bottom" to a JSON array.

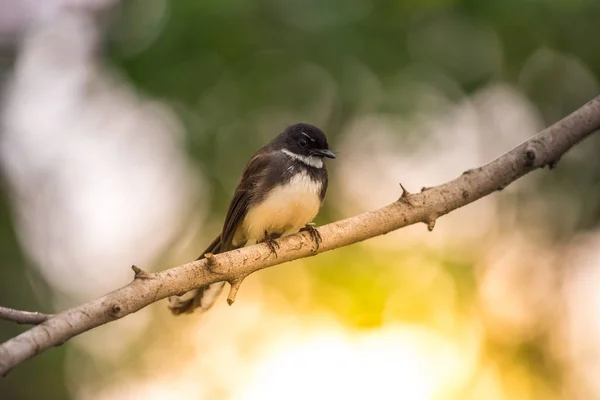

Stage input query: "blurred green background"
[{"left": 2, "top": 0, "right": 600, "bottom": 399}]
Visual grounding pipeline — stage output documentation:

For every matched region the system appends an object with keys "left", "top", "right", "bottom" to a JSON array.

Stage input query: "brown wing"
[{"left": 220, "top": 151, "right": 275, "bottom": 251}]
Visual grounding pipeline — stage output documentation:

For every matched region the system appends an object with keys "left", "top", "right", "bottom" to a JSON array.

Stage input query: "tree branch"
[
  {"left": 1, "top": 95, "right": 600, "bottom": 376},
  {"left": 0, "top": 307, "right": 53, "bottom": 325}
]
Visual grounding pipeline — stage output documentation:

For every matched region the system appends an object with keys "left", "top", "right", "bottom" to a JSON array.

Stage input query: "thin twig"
[
  {"left": 1, "top": 95, "right": 600, "bottom": 376},
  {"left": 227, "top": 277, "right": 246, "bottom": 306},
  {"left": 0, "top": 306, "right": 53, "bottom": 325}
]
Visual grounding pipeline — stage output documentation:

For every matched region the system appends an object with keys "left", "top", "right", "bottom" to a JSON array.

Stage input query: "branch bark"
[
  {"left": 0, "top": 307, "right": 53, "bottom": 325},
  {"left": 1, "top": 95, "right": 600, "bottom": 376}
]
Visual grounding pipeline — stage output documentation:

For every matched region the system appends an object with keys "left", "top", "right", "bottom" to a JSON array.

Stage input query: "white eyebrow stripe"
[{"left": 300, "top": 131, "right": 316, "bottom": 142}]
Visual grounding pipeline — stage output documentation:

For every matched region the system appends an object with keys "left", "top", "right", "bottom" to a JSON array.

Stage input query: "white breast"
[{"left": 241, "top": 171, "right": 322, "bottom": 245}]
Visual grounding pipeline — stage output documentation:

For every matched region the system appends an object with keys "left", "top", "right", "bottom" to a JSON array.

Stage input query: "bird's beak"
[{"left": 313, "top": 149, "right": 336, "bottom": 159}]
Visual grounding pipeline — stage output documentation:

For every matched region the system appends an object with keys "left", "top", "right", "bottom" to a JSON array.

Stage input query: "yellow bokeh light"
[{"left": 234, "top": 323, "right": 479, "bottom": 400}]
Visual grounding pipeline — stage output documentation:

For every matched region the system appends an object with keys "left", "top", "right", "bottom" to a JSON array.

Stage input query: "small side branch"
[
  {"left": 227, "top": 277, "right": 246, "bottom": 306},
  {"left": 131, "top": 265, "right": 152, "bottom": 280},
  {"left": 0, "top": 306, "right": 53, "bottom": 325},
  {"left": 425, "top": 217, "right": 437, "bottom": 232}
]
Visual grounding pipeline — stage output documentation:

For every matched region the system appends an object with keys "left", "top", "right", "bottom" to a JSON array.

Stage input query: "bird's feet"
[
  {"left": 261, "top": 231, "right": 281, "bottom": 258},
  {"left": 300, "top": 223, "right": 322, "bottom": 250}
]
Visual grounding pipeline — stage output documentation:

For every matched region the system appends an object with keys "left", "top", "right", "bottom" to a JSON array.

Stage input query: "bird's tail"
[{"left": 168, "top": 235, "right": 225, "bottom": 315}]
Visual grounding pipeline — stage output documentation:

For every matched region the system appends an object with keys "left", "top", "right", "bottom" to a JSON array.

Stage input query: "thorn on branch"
[
  {"left": 204, "top": 253, "right": 217, "bottom": 266},
  {"left": 131, "top": 265, "right": 152, "bottom": 280},
  {"left": 425, "top": 217, "right": 437, "bottom": 232},
  {"left": 421, "top": 186, "right": 432, "bottom": 192},
  {"left": 462, "top": 169, "right": 474, "bottom": 175},
  {"left": 204, "top": 253, "right": 225, "bottom": 275},
  {"left": 398, "top": 184, "right": 417, "bottom": 206},
  {"left": 399, "top": 183, "right": 410, "bottom": 198},
  {"left": 398, "top": 183, "right": 416, "bottom": 205},
  {"left": 227, "top": 277, "right": 246, "bottom": 306}
]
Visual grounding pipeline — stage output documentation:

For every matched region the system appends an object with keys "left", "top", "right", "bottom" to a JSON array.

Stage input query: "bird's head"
[{"left": 281, "top": 123, "right": 336, "bottom": 160}]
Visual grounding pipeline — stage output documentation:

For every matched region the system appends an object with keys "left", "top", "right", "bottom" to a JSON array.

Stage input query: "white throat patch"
[{"left": 281, "top": 149, "right": 324, "bottom": 169}]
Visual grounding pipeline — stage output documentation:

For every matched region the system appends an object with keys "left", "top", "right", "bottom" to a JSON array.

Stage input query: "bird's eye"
[{"left": 299, "top": 138, "right": 308, "bottom": 147}]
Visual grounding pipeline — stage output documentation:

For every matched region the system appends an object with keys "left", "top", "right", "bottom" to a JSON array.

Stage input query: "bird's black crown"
[{"left": 277, "top": 123, "right": 335, "bottom": 159}]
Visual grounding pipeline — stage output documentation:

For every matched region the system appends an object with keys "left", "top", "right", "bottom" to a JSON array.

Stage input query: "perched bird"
[{"left": 168, "top": 123, "right": 335, "bottom": 315}]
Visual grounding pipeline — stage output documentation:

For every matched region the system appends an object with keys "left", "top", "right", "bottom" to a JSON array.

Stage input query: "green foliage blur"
[{"left": 110, "top": 0, "right": 600, "bottom": 234}]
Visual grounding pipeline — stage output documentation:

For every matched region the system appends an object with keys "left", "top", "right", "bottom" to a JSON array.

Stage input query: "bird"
[{"left": 168, "top": 123, "right": 335, "bottom": 315}]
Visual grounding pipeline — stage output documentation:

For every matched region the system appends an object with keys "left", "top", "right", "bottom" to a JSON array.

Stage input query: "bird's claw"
[
  {"left": 301, "top": 223, "right": 322, "bottom": 250},
  {"left": 262, "top": 230, "right": 280, "bottom": 258}
]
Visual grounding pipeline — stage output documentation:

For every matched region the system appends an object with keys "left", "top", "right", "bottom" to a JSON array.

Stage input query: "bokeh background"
[{"left": 1, "top": 0, "right": 600, "bottom": 399}]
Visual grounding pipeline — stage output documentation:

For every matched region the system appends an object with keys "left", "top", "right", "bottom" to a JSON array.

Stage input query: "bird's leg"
[
  {"left": 300, "top": 222, "right": 322, "bottom": 250},
  {"left": 260, "top": 230, "right": 280, "bottom": 258}
]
